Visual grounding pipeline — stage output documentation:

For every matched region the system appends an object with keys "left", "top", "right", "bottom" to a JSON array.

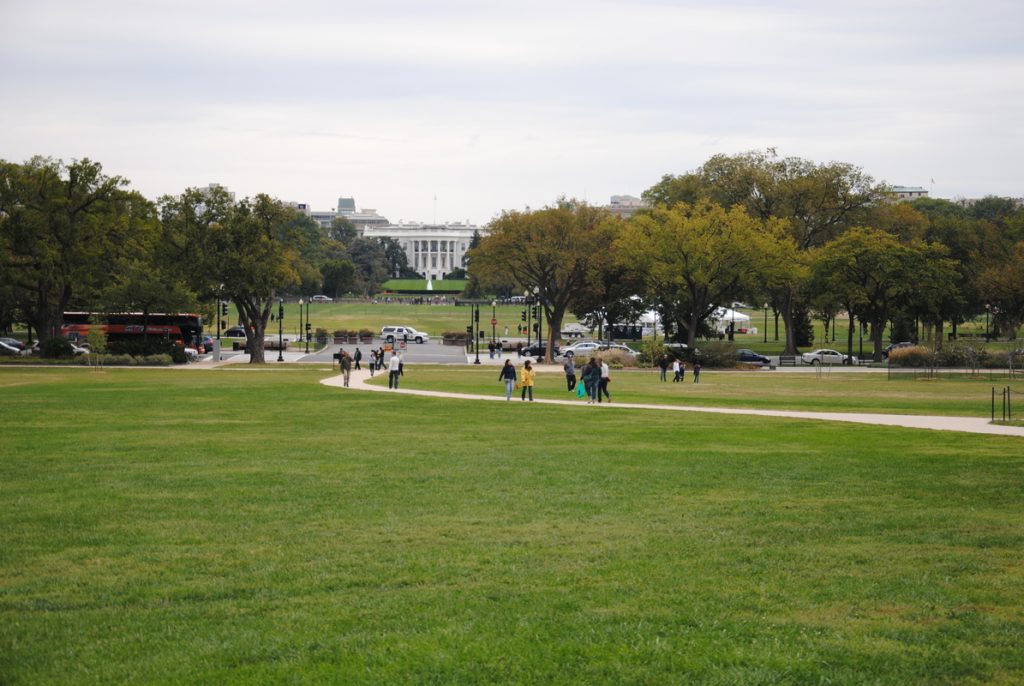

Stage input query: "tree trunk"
[
  {"left": 779, "top": 290, "right": 798, "bottom": 356},
  {"left": 846, "top": 315, "right": 856, "bottom": 361},
  {"left": 871, "top": 318, "right": 885, "bottom": 362}
]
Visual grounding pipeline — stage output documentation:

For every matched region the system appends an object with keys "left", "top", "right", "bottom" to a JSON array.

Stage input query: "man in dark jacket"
[{"left": 563, "top": 356, "right": 577, "bottom": 392}]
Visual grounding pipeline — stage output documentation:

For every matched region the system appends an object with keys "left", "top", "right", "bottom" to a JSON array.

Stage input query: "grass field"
[
  {"left": 377, "top": 365, "right": 1017, "bottom": 418},
  {"left": 2, "top": 367, "right": 1023, "bottom": 684}
]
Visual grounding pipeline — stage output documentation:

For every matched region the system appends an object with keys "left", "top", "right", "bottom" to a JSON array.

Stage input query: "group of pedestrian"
[
  {"left": 498, "top": 358, "right": 535, "bottom": 401},
  {"left": 336, "top": 346, "right": 405, "bottom": 389},
  {"left": 365, "top": 347, "right": 388, "bottom": 377},
  {"left": 658, "top": 354, "right": 701, "bottom": 383},
  {"left": 487, "top": 339, "right": 505, "bottom": 359}
]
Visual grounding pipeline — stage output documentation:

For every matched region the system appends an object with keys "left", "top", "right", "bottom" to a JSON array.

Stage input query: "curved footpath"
[{"left": 322, "top": 367, "right": 1024, "bottom": 438}]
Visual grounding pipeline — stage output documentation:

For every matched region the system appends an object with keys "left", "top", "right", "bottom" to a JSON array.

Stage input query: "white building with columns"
[{"left": 361, "top": 221, "right": 487, "bottom": 281}]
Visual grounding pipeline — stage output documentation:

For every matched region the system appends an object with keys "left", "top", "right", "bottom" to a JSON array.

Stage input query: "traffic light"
[
  {"left": 474, "top": 308, "right": 480, "bottom": 322},
  {"left": 532, "top": 306, "right": 539, "bottom": 319},
  {"left": 221, "top": 302, "right": 229, "bottom": 317},
  {"left": 521, "top": 309, "right": 527, "bottom": 321},
  {"left": 466, "top": 326, "right": 473, "bottom": 337}
]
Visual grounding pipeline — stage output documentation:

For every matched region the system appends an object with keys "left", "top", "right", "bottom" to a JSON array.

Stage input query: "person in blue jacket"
[{"left": 498, "top": 359, "right": 517, "bottom": 400}]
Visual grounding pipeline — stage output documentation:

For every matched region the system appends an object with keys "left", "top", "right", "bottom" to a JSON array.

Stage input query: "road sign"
[{"left": 490, "top": 317, "right": 498, "bottom": 326}]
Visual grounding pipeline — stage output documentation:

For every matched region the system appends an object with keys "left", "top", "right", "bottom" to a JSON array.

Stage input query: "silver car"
[{"left": 801, "top": 348, "right": 856, "bottom": 365}]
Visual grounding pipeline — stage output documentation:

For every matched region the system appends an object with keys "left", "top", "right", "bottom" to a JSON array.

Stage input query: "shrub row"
[{"left": 888, "top": 342, "right": 1024, "bottom": 369}]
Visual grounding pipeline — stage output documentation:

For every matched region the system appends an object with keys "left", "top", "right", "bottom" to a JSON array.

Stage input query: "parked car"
[
  {"left": 801, "top": 348, "right": 856, "bottom": 365},
  {"left": 380, "top": 325, "right": 429, "bottom": 344},
  {"left": 882, "top": 341, "right": 915, "bottom": 359},
  {"left": 0, "top": 338, "right": 26, "bottom": 356},
  {"left": 224, "top": 325, "right": 248, "bottom": 338},
  {"left": 558, "top": 341, "right": 601, "bottom": 359},
  {"left": 310, "top": 295, "right": 333, "bottom": 303},
  {"left": 198, "top": 335, "right": 215, "bottom": 353},
  {"left": 520, "top": 341, "right": 560, "bottom": 358},
  {"left": 736, "top": 348, "right": 770, "bottom": 364}
]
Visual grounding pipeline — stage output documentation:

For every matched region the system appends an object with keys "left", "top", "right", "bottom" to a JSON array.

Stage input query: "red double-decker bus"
[{"left": 62, "top": 312, "right": 204, "bottom": 346}]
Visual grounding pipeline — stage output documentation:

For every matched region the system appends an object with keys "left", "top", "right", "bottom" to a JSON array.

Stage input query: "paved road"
[{"left": 319, "top": 368, "right": 1024, "bottom": 438}]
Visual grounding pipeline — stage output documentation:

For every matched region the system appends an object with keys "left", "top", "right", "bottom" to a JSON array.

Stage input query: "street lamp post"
[
  {"left": 763, "top": 303, "right": 769, "bottom": 344},
  {"left": 473, "top": 303, "right": 481, "bottom": 365},
  {"left": 524, "top": 290, "right": 531, "bottom": 348},
  {"left": 277, "top": 299, "right": 284, "bottom": 362},
  {"left": 304, "top": 299, "right": 311, "bottom": 354},
  {"left": 491, "top": 300, "right": 497, "bottom": 345},
  {"left": 298, "top": 299, "right": 304, "bottom": 352},
  {"left": 985, "top": 304, "right": 991, "bottom": 341},
  {"left": 533, "top": 286, "right": 542, "bottom": 356}
]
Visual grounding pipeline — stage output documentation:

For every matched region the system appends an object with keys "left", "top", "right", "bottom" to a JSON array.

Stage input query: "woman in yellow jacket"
[{"left": 520, "top": 359, "right": 536, "bottom": 402}]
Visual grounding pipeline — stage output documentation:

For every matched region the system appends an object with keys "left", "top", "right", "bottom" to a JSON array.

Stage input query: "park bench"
[{"left": 778, "top": 355, "right": 798, "bottom": 367}]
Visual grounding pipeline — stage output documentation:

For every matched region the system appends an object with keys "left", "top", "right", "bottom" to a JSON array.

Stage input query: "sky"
[{"left": 2, "top": 0, "right": 1022, "bottom": 225}]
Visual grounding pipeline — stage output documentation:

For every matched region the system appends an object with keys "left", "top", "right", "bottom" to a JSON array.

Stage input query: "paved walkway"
[{"left": 320, "top": 367, "right": 1024, "bottom": 438}]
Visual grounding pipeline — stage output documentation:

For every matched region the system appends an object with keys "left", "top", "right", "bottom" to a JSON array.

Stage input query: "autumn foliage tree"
[{"left": 469, "top": 201, "right": 610, "bottom": 363}]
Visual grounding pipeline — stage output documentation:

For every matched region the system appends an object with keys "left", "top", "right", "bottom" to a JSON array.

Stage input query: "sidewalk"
[{"left": 321, "top": 369, "right": 1024, "bottom": 438}]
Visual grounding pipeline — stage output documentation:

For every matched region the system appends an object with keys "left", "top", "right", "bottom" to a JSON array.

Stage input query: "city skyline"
[{"left": 1, "top": 0, "right": 1021, "bottom": 225}]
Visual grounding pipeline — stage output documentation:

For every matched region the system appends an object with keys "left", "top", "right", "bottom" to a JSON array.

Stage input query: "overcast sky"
[{"left": 2, "top": 0, "right": 1022, "bottom": 225}]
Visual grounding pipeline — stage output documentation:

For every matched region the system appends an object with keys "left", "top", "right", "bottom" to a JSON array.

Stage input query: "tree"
[
  {"left": 379, "top": 237, "right": 418, "bottom": 278},
  {"left": 470, "top": 201, "right": 610, "bottom": 363},
  {"left": 161, "top": 189, "right": 304, "bottom": 363},
  {"left": 571, "top": 216, "right": 645, "bottom": 339},
  {"left": 812, "top": 228, "right": 958, "bottom": 361},
  {"left": 329, "top": 216, "right": 358, "bottom": 245},
  {"left": 347, "top": 237, "right": 389, "bottom": 295},
  {"left": 643, "top": 150, "right": 885, "bottom": 354},
  {"left": 978, "top": 241, "right": 1024, "bottom": 339},
  {"left": 0, "top": 157, "right": 144, "bottom": 342},
  {"left": 321, "top": 259, "right": 356, "bottom": 298},
  {"left": 616, "top": 201, "right": 791, "bottom": 349}
]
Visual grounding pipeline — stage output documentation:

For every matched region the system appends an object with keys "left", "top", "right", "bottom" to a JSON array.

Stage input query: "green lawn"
[
  {"left": 380, "top": 365, "right": 1015, "bottom": 418},
  {"left": 2, "top": 368, "right": 1023, "bottom": 684},
  {"left": 269, "top": 301, "right": 571, "bottom": 339}
]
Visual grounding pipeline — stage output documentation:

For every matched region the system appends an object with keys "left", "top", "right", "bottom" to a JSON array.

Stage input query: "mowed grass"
[
  {"left": 376, "top": 364, "right": 1013, "bottom": 418},
  {"left": 1, "top": 368, "right": 1023, "bottom": 685}
]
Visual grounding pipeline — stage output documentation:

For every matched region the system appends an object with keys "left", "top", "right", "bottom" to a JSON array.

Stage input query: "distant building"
[
  {"left": 300, "top": 196, "right": 391, "bottom": 230},
  {"left": 362, "top": 221, "right": 487, "bottom": 281},
  {"left": 295, "top": 196, "right": 486, "bottom": 280},
  {"left": 890, "top": 186, "right": 929, "bottom": 201},
  {"left": 199, "top": 183, "right": 235, "bottom": 203},
  {"left": 605, "top": 194, "right": 648, "bottom": 218}
]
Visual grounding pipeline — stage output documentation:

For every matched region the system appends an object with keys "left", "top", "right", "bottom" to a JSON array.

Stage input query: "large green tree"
[
  {"left": 0, "top": 157, "right": 148, "bottom": 342},
  {"left": 470, "top": 201, "right": 610, "bottom": 363},
  {"left": 616, "top": 201, "right": 791, "bottom": 349},
  {"left": 161, "top": 188, "right": 305, "bottom": 363},
  {"left": 643, "top": 150, "right": 885, "bottom": 353},
  {"left": 812, "top": 228, "right": 959, "bottom": 361}
]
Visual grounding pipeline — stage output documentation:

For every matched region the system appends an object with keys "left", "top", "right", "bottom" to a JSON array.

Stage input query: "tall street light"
[
  {"left": 524, "top": 290, "right": 531, "bottom": 347},
  {"left": 304, "top": 299, "right": 311, "bottom": 354},
  {"left": 473, "top": 303, "right": 481, "bottom": 365},
  {"left": 491, "top": 300, "right": 497, "bottom": 345},
  {"left": 298, "top": 298, "right": 304, "bottom": 352},
  {"left": 533, "top": 286, "right": 542, "bottom": 356},
  {"left": 985, "top": 303, "right": 991, "bottom": 341},
  {"left": 763, "top": 302, "right": 769, "bottom": 344},
  {"left": 277, "top": 298, "right": 284, "bottom": 362}
]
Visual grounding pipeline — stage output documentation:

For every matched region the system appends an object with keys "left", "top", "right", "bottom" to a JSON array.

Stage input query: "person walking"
[
  {"left": 488, "top": 339, "right": 496, "bottom": 359},
  {"left": 679, "top": 360, "right": 686, "bottom": 382},
  {"left": 658, "top": 354, "right": 670, "bottom": 382},
  {"left": 672, "top": 358, "right": 681, "bottom": 382},
  {"left": 353, "top": 347, "right": 362, "bottom": 370},
  {"left": 563, "top": 355, "right": 577, "bottom": 392},
  {"left": 520, "top": 359, "right": 536, "bottom": 401},
  {"left": 340, "top": 350, "right": 352, "bottom": 387},
  {"left": 598, "top": 357, "right": 611, "bottom": 403},
  {"left": 388, "top": 351, "right": 403, "bottom": 389},
  {"left": 692, "top": 361, "right": 701, "bottom": 384},
  {"left": 582, "top": 357, "right": 601, "bottom": 404},
  {"left": 498, "top": 359, "right": 517, "bottom": 400}
]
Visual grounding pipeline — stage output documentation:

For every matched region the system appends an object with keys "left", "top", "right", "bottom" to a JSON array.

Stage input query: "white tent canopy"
[{"left": 711, "top": 307, "right": 751, "bottom": 332}]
